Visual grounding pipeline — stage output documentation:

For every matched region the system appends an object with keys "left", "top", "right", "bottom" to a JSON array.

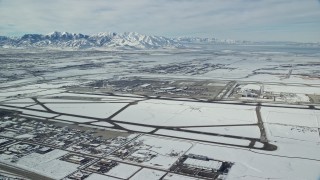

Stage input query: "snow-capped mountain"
[
  {"left": 0, "top": 31, "right": 182, "bottom": 49},
  {"left": 0, "top": 31, "right": 259, "bottom": 50}
]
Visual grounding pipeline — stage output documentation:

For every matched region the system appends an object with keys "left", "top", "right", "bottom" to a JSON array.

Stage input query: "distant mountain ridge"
[
  {"left": 0, "top": 31, "right": 182, "bottom": 49},
  {"left": 175, "top": 37, "right": 249, "bottom": 44},
  {"left": 1, "top": 31, "right": 317, "bottom": 49}
]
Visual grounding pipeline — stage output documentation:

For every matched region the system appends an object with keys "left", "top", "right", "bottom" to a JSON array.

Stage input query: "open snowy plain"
[{"left": 0, "top": 43, "right": 319, "bottom": 179}]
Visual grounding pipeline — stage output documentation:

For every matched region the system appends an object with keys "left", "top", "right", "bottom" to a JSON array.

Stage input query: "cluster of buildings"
[
  {"left": 66, "top": 135, "right": 130, "bottom": 157},
  {"left": 233, "top": 84, "right": 278, "bottom": 101},
  {"left": 231, "top": 83, "right": 311, "bottom": 104},
  {"left": 234, "top": 84, "right": 262, "bottom": 98},
  {"left": 86, "top": 159, "right": 118, "bottom": 173},
  {"left": 170, "top": 154, "right": 233, "bottom": 180},
  {"left": 65, "top": 159, "right": 124, "bottom": 180},
  {"left": 62, "top": 154, "right": 93, "bottom": 165},
  {"left": 0, "top": 110, "right": 234, "bottom": 180},
  {"left": 0, "top": 141, "right": 52, "bottom": 163},
  {"left": 0, "top": 110, "right": 133, "bottom": 167},
  {"left": 91, "top": 78, "right": 223, "bottom": 100},
  {"left": 0, "top": 111, "right": 132, "bottom": 154},
  {"left": 111, "top": 139, "right": 145, "bottom": 160},
  {"left": 68, "top": 171, "right": 91, "bottom": 180}
]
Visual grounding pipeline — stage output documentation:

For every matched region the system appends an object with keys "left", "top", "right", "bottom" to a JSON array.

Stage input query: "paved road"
[{"left": 256, "top": 105, "right": 268, "bottom": 143}]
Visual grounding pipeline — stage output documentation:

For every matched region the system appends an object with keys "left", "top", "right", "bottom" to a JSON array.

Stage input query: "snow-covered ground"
[
  {"left": 264, "top": 84, "right": 320, "bottom": 94},
  {"left": 267, "top": 124, "right": 319, "bottom": 142},
  {"left": 86, "top": 173, "right": 121, "bottom": 180},
  {"left": 91, "top": 121, "right": 114, "bottom": 127},
  {"left": 0, "top": 98, "right": 36, "bottom": 107},
  {"left": 0, "top": 41, "right": 320, "bottom": 180},
  {"left": 0, "top": 149, "right": 79, "bottom": 179},
  {"left": 20, "top": 109, "right": 58, "bottom": 118},
  {"left": 275, "top": 93, "right": 310, "bottom": 103},
  {"left": 130, "top": 168, "right": 166, "bottom": 180},
  {"left": 0, "top": 131, "right": 18, "bottom": 138},
  {"left": 37, "top": 98, "right": 98, "bottom": 103},
  {"left": 187, "top": 143, "right": 320, "bottom": 180},
  {"left": 156, "top": 129, "right": 250, "bottom": 146},
  {"left": 45, "top": 103, "right": 128, "bottom": 119},
  {"left": 105, "top": 163, "right": 141, "bottom": 179},
  {"left": 163, "top": 173, "right": 200, "bottom": 180},
  {"left": 55, "top": 115, "right": 97, "bottom": 123},
  {"left": 27, "top": 105, "right": 47, "bottom": 111},
  {"left": 182, "top": 126, "right": 261, "bottom": 138},
  {"left": 115, "top": 123, "right": 155, "bottom": 132},
  {"left": 0, "top": 86, "right": 65, "bottom": 101},
  {"left": 114, "top": 99, "right": 257, "bottom": 127},
  {"left": 261, "top": 107, "right": 319, "bottom": 128},
  {"left": 131, "top": 135, "right": 193, "bottom": 169},
  {"left": 49, "top": 93, "right": 143, "bottom": 102}
]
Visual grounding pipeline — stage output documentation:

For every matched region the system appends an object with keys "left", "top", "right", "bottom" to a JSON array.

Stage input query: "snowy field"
[
  {"left": 0, "top": 45, "right": 320, "bottom": 180},
  {"left": 115, "top": 123, "right": 155, "bottom": 132},
  {"left": 0, "top": 98, "right": 36, "bottom": 107},
  {"left": 0, "top": 86, "right": 65, "bottom": 101},
  {"left": 20, "top": 109, "right": 58, "bottom": 118},
  {"left": 182, "top": 126, "right": 261, "bottom": 138},
  {"left": 45, "top": 103, "right": 128, "bottom": 119},
  {"left": 91, "top": 121, "right": 114, "bottom": 127},
  {"left": 55, "top": 115, "right": 97, "bottom": 123},
  {"left": 105, "top": 163, "right": 141, "bottom": 179},
  {"left": 156, "top": 129, "right": 251, "bottom": 146},
  {"left": 268, "top": 124, "right": 319, "bottom": 142},
  {"left": 37, "top": 98, "right": 99, "bottom": 103},
  {"left": 114, "top": 99, "right": 257, "bottom": 127},
  {"left": 163, "top": 173, "right": 200, "bottom": 180},
  {"left": 261, "top": 107, "right": 319, "bottom": 128},
  {"left": 0, "top": 149, "right": 79, "bottom": 179},
  {"left": 264, "top": 84, "right": 320, "bottom": 94},
  {"left": 27, "top": 104, "right": 47, "bottom": 111},
  {"left": 130, "top": 168, "right": 166, "bottom": 180},
  {"left": 1, "top": 45, "right": 320, "bottom": 94},
  {"left": 50, "top": 93, "right": 144, "bottom": 102},
  {"left": 257, "top": 106, "right": 320, "bottom": 161},
  {"left": 186, "top": 143, "right": 320, "bottom": 180},
  {"left": 133, "top": 135, "right": 193, "bottom": 169},
  {"left": 86, "top": 173, "right": 120, "bottom": 180}
]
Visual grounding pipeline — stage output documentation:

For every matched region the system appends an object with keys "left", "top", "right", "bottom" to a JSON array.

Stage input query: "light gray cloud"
[{"left": 0, "top": 0, "right": 319, "bottom": 42}]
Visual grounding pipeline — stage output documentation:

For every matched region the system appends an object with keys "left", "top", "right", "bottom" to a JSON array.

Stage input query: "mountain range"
[
  {"left": 0, "top": 31, "right": 248, "bottom": 50},
  {"left": 0, "top": 32, "right": 182, "bottom": 49}
]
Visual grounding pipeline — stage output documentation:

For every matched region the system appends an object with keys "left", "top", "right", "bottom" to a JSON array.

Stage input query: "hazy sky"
[{"left": 0, "top": 0, "right": 319, "bottom": 42}]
